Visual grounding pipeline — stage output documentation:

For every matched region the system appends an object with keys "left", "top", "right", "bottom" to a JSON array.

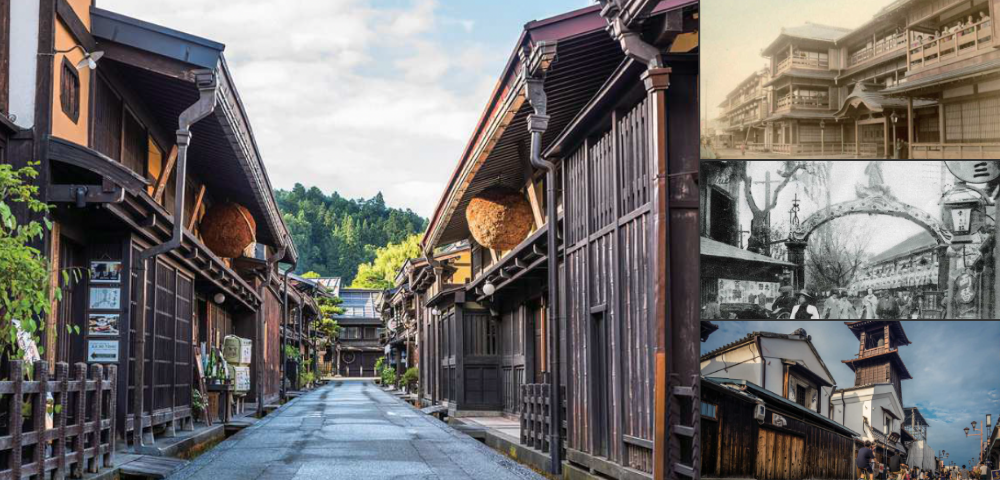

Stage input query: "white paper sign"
[{"left": 87, "top": 340, "right": 119, "bottom": 363}]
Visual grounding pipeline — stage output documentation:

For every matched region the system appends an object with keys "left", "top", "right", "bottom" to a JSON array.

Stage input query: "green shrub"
[{"left": 401, "top": 367, "right": 418, "bottom": 390}]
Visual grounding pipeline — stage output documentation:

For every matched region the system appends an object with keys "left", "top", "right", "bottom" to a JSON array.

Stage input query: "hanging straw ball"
[
  {"left": 466, "top": 185, "right": 534, "bottom": 251},
  {"left": 200, "top": 202, "right": 257, "bottom": 258}
]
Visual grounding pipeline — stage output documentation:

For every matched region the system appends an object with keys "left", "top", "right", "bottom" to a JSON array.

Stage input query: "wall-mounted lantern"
[{"left": 941, "top": 182, "right": 991, "bottom": 245}]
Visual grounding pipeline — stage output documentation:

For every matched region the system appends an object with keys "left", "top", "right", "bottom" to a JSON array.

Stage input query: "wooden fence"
[
  {"left": 0, "top": 361, "right": 117, "bottom": 480},
  {"left": 519, "top": 383, "right": 567, "bottom": 455}
]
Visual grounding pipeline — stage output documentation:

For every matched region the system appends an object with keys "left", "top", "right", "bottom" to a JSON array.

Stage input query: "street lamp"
[
  {"left": 890, "top": 112, "right": 899, "bottom": 159},
  {"left": 966, "top": 419, "right": 985, "bottom": 464}
]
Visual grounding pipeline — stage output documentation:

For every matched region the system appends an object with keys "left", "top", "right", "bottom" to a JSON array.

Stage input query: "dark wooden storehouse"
[
  {"left": 3, "top": 0, "right": 300, "bottom": 448},
  {"left": 701, "top": 377, "right": 859, "bottom": 480},
  {"left": 418, "top": 1, "right": 701, "bottom": 478}
]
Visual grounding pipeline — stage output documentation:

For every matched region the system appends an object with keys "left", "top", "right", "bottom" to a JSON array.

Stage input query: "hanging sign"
[
  {"left": 955, "top": 271, "right": 977, "bottom": 305},
  {"left": 87, "top": 340, "right": 119, "bottom": 362},
  {"left": 945, "top": 161, "right": 1000, "bottom": 183}
]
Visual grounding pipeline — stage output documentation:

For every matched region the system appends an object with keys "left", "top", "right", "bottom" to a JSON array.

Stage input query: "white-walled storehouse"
[
  {"left": 831, "top": 321, "right": 914, "bottom": 457},
  {"left": 700, "top": 328, "right": 837, "bottom": 418}
]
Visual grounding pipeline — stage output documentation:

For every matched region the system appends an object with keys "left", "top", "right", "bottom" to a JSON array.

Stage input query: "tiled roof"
[
  {"left": 701, "top": 330, "right": 837, "bottom": 384},
  {"left": 701, "top": 237, "right": 795, "bottom": 266},
  {"left": 834, "top": 83, "right": 936, "bottom": 118},
  {"left": 867, "top": 231, "right": 937, "bottom": 265}
]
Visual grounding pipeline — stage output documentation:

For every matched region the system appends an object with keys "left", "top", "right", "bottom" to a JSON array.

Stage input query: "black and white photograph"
[
  {"left": 89, "top": 260, "right": 123, "bottom": 283},
  {"left": 88, "top": 287, "right": 121, "bottom": 311},
  {"left": 701, "top": 160, "right": 1000, "bottom": 320},
  {"left": 88, "top": 313, "right": 120, "bottom": 337}
]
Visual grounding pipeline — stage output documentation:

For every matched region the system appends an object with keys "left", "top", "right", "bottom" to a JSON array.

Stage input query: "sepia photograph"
[
  {"left": 89, "top": 260, "right": 123, "bottom": 284},
  {"left": 701, "top": 160, "right": 1000, "bottom": 319},
  {"left": 88, "top": 313, "right": 120, "bottom": 337},
  {"left": 701, "top": 0, "right": 1000, "bottom": 159}
]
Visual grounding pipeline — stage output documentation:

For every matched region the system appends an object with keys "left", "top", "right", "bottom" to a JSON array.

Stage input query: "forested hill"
[{"left": 276, "top": 184, "right": 427, "bottom": 284}]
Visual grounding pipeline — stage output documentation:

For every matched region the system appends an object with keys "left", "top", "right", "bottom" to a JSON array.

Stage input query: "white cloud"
[{"left": 97, "top": 0, "right": 493, "bottom": 217}]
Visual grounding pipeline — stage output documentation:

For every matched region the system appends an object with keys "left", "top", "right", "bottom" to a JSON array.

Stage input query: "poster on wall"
[
  {"left": 89, "top": 261, "right": 123, "bottom": 283},
  {"left": 88, "top": 313, "right": 120, "bottom": 336},
  {"left": 89, "top": 287, "right": 121, "bottom": 310},
  {"left": 717, "top": 278, "right": 780, "bottom": 305},
  {"left": 87, "top": 340, "right": 119, "bottom": 363}
]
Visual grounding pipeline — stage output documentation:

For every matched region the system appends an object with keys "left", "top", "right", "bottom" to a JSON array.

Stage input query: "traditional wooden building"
[
  {"left": 419, "top": 0, "right": 701, "bottom": 478},
  {"left": 334, "top": 288, "right": 382, "bottom": 377},
  {"left": 882, "top": 0, "right": 1000, "bottom": 158},
  {"left": 701, "top": 377, "right": 859, "bottom": 480},
  {"left": 761, "top": 23, "right": 851, "bottom": 155},
  {"left": 855, "top": 231, "right": 942, "bottom": 293},
  {"left": 4, "top": 0, "right": 299, "bottom": 448},
  {"left": 718, "top": 69, "right": 771, "bottom": 151}
]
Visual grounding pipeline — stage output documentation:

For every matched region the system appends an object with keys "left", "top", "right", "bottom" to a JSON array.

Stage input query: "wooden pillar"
[
  {"left": 841, "top": 123, "right": 845, "bottom": 153},
  {"left": 454, "top": 301, "right": 465, "bottom": 409},
  {"left": 856, "top": 121, "right": 861, "bottom": 157},
  {"left": 908, "top": 97, "right": 914, "bottom": 158},
  {"left": 884, "top": 118, "right": 890, "bottom": 159}
]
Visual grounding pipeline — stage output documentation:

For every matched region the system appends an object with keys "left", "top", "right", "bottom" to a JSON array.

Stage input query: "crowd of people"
[
  {"left": 700, "top": 286, "right": 924, "bottom": 319},
  {"left": 911, "top": 10, "right": 991, "bottom": 48},
  {"left": 856, "top": 440, "right": 993, "bottom": 480}
]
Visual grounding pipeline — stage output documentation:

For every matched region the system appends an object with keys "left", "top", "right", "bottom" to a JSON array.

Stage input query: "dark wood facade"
[
  {"left": 3, "top": 0, "right": 303, "bottom": 448},
  {"left": 701, "top": 379, "right": 858, "bottom": 480},
  {"left": 335, "top": 288, "right": 382, "bottom": 378},
  {"left": 417, "top": 1, "right": 701, "bottom": 478}
]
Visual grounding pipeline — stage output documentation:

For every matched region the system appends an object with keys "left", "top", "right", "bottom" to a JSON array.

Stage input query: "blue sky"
[
  {"left": 703, "top": 321, "right": 1000, "bottom": 467},
  {"left": 98, "top": 0, "right": 591, "bottom": 218}
]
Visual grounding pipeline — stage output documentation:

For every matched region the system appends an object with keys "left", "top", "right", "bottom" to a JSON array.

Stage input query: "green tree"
[
  {"left": 275, "top": 185, "right": 426, "bottom": 283},
  {"left": 301, "top": 271, "right": 321, "bottom": 279},
  {"left": 350, "top": 234, "right": 422, "bottom": 289},
  {"left": 0, "top": 163, "right": 75, "bottom": 362}
]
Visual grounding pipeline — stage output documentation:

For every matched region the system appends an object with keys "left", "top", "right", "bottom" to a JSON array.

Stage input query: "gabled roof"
[
  {"left": 834, "top": 83, "right": 935, "bottom": 118},
  {"left": 90, "top": 7, "right": 295, "bottom": 262},
  {"left": 701, "top": 237, "right": 795, "bottom": 266},
  {"left": 762, "top": 22, "right": 851, "bottom": 56},
  {"left": 701, "top": 330, "right": 836, "bottom": 385},
  {"left": 704, "top": 377, "right": 860, "bottom": 438}
]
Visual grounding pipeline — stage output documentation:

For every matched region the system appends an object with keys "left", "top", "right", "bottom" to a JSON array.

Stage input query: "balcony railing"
[
  {"left": 848, "top": 31, "right": 908, "bottom": 67},
  {"left": 909, "top": 19, "right": 993, "bottom": 71},
  {"left": 776, "top": 55, "right": 829, "bottom": 75},
  {"left": 776, "top": 94, "right": 830, "bottom": 110}
]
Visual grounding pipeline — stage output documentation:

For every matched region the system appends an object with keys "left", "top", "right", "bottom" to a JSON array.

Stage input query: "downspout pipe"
[
  {"left": 256, "top": 243, "right": 286, "bottom": 418},
  {"left": 526, "top": 76, "right": 561, "bottom": 475},
  {"left": 280, "top": 235, "right": 296, "bottom": 400},
  {"left": 132, "top": 70, "right": 218, "bottom": 451}
]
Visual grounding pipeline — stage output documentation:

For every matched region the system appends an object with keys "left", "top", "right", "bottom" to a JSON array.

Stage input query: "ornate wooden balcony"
[
  {"left": 848, "top": 31, "right": 907, "bottom": 67},
  {"left": 775, "top": 56, "right": 829, "bottom": 75},
  {"left": 908, "top": 19, "right": 993, "bottom": 72},
  {"left": 776, "top": 94, "right": 829, "bottom": 111}
]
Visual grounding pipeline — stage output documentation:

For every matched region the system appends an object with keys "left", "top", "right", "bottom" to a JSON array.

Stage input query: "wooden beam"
[
  {"left": 153, "top": 145, "right": 178, "bottom": 203},
  {"left": 55, "top": 0, "right": 96, "bottom": 52},
  {"left": 0, "top": 0, "right": 9, "bottom": 115},
  {"left": 187, "top": 184, "right": 206, "bottom": 231},
  {"left": 490, "top": 248, "right": 500, "bottom": 264}
]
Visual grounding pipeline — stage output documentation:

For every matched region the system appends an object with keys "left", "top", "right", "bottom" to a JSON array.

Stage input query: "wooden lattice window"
[{"left": 60, "top": 57, "right": 80, "bottom": 123}]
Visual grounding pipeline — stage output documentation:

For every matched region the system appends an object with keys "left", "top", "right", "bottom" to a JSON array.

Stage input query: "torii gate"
[{"left": 784, "top": 194, "right": 952, "bottom": 291}]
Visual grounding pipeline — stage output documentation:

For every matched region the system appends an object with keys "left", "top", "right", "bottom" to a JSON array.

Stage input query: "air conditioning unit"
[{"left": 754, "top": 402, "right": 766, "bottom": 422}]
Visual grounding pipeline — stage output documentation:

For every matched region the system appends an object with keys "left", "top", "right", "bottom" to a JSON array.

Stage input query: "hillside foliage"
[{"left": 276, "top": 185, "right": 426, "bottom": 284}]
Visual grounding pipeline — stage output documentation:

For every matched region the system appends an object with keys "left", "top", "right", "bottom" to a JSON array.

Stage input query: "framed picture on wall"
[
  {"left": 89, "top": 287, "right": 121, "bottom": 310},
  {"left": 90, "top": 261, "right": 123, "bottom": 284},
  {"left": 88, "top": 313, "right": 120, "bottom": 336}
]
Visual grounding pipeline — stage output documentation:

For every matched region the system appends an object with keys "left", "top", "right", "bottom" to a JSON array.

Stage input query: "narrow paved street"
[{"left": 168, "top": 381, "right": 543, "bottom": 480}]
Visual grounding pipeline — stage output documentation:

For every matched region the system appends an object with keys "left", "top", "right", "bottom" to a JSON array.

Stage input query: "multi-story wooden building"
[
  {"left": 3, "top": 0, "right": 300, "bottom": 448},
  {"left": 334, "top": 288, "right": 382, "bottom": 377},
  {"left": 761, "top": 23, "right": 851, "bottom": 155},
  {"left": 883, "top": 0, "right": 1000, "bottom": 158},
  {"left": 418, "top": 0, "right": 702, "bottom": 478},
  {"left": 718, "top": 69, "right": 772, "bottom": 151}
]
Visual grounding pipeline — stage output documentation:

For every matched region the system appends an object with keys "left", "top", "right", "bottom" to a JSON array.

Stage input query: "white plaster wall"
[
  {"left": 9, "top": 0, "right": 39, "bottom": 128},
  {"left": 760, "top": 337, "right": 835, "bottom": 416},
  {"left": 832, "top": 384, "right": 904, "bottom": 440},
  {"left": 701, "top": 343, "right": 763, "bottom": 386}
]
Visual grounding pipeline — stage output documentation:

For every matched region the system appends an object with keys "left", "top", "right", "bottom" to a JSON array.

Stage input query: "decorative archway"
[{"left": 784, "top": 195, "right": 952, "bottom": 292}]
